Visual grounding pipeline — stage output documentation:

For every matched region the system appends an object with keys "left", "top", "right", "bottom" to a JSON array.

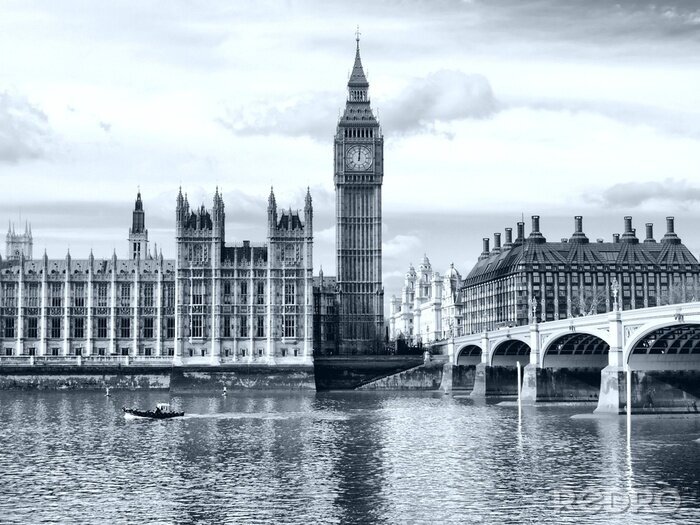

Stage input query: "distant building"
[
  {"left": 461, "top": 215, "right": 700, "bottom": 334},
  {"left": 388, "top": 255, "right": 463, "bottom": 344}
]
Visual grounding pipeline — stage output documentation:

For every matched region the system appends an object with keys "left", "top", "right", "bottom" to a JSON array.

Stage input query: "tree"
[
  {"left": 570, "top": 287, "right": 607, "bottom": 317},
  {"left": 658, "top": 280, "right": 697, "bottom": 306}
]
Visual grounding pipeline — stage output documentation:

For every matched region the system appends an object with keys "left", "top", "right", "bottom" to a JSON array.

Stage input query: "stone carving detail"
[{"left": 624, "top": 324, "right": 642, "bottom": 342}]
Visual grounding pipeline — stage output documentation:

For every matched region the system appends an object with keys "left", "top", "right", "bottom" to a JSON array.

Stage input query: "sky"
[{"left": 1, "top": 0, "right": 700, "bottom": 300}]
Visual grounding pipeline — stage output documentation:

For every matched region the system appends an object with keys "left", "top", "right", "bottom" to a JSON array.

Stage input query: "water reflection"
[{"left": 0, "top": 391, "right": 699, "bottom": 524}]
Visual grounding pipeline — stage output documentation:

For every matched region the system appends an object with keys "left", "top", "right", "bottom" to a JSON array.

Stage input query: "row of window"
[
  {"left": 192, "top": 315, "right": 298, "bottom": 339},
  {"left": 0, "top": 283, "right": 176, "bottom": 308},
  {"left": 4, "top": 347, "right": 175, "bottom": 357},
  {"left": 1, "top": 317, "right": 176, "bottom": 339},
  {"left": 0, "top": 314, "right": 304, "bottom": 340}
]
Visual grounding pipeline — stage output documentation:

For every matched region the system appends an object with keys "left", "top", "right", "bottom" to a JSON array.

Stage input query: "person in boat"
[{"left": 155, "top": 406, "right": 162, "bottom": 414}]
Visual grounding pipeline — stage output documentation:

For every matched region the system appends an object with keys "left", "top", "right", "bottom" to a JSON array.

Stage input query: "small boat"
[{"left": 123, "top": 403, "right": 184, "bottom": 420}]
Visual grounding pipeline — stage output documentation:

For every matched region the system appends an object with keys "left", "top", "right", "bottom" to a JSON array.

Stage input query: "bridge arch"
[
  {"left": 456, "top": 344, "right": 482, "bottom": 365},
  {"left": 541, "top": 330, "right": 611, "bottom": 369},
  {"left": 490, "top": 338, "right": 530, "bottom": 367},
  {"left": 625, "top": 321, "right": 700, "bottom": 370}
]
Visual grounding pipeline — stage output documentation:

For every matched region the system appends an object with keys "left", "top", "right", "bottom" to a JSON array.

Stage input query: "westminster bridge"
[{"left": 433, "top": 301, "right": 700, "bottom": 413}]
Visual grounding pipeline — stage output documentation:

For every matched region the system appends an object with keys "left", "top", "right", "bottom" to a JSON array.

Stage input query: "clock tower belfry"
[{"left": 334, "top": 31, "right": 384, "bottom": 353}]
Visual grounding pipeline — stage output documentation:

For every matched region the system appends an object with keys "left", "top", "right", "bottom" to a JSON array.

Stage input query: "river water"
[{"left": 0, "top": 390, "right": 699, "bottom": 524}]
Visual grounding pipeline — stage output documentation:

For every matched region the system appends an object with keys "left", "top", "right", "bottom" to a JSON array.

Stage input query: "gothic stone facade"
[
  {"left": 462, "top": 215, "right": 700, "bottom": 334},
  {"left": 333, "top": 36, "right": 385, "bottom": 354},
  {"left": 0, "top": 189, "right": 313, "bottom": 365},
  {"left": 174, "top": 187, "right": 313, "bottom": 364}
]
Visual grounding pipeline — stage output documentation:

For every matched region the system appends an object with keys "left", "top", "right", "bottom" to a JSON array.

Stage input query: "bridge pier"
[
  {"left": 595, "top": 310, "right": 625, "bottom": 414},
  {"left": 470, "top": 363, "right": 522, "bottom": 397},
  {"left": 521, "top": 323, "right": 540, "bottom": 403},
  {"left": 521, "top": 364, "right": 603, "bottom": 403}
]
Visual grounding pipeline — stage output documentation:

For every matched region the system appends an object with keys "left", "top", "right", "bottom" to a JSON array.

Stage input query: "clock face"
[{"left": 345, "top": 145, "right": 373, "bottom": 171}]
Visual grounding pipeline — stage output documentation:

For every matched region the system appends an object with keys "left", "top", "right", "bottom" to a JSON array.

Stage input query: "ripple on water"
[{"left": 0, "top": 391, "right": 699, "bottom": 524}]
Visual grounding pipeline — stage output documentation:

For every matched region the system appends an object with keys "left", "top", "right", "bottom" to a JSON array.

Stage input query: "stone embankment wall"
[
  {"left": 313, "top": 355, "right": 425, "bottom": 390},
  {"left": 356, "top": 360, "right": 445, "bottom": 390},
  {"left": 0, "top": 365, "right": 171, "bottom": 390},
  {"left": 0, "top": 365, "right": 315, "bottom": 391},
  {"left": 170, "top": 365, "right": 316, "bottom": 393}
]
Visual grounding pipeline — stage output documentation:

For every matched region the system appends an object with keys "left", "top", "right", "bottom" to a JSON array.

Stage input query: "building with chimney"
[{"left": 459, "top": 215, "right": 700, "bottom": 334}]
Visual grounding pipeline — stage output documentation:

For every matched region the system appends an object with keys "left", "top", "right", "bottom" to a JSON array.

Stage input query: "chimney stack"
[
  {"left": 527, "top": 215, "right": 546, "bottom": 243},
  {"left": 515, "top": 222, "right": 525, "bottom": 244},
  {"left": 621, "top": 216, "right": 638, "bottom": 243},
  {"left": 570, "top": 215, "right": 589, "bottom": 243},
  {"left": 479, "top": 237, "right": 490, "bottom": 260},
  {"left": 613, "top": 233, "right": 620, "bottom": 243},
  {"left": 624, "top": 216, "right": 632, "bottom": 234},
  {"left": 504, "top": 227, "right": 513, "bottom": 247},
  {"left": 493, "top": 232, "right": 501, "bottom": 251},
  {"left": 644, "top": 223, "right": 655, "bottom": 243},
  {"left": 662, "top": 216, "right": 680, "bottom": 244}
]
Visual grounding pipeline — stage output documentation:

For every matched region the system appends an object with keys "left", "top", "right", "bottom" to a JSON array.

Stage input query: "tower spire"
[
  {"left": 129, "top": 188, "right": 148, "bottom": 259},
  {"left": 348, "top": 28, "right": 369, "bottom": 89}
]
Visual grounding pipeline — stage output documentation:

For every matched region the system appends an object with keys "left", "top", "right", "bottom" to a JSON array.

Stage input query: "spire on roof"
[
  {"left": 305, "top": 186, "right": 312, "bottom": 209},
  {"left": 268, "top": 186, "right": 276, "bottom": 210},
  {"left": 134, "top": 188, "right": 143, "bottom": 211},
  {"left": 348, "top": 27, "right": 369, "bottom": 88}
]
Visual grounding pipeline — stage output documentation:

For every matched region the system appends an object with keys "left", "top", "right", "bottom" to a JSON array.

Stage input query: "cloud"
[
  {"left": 216, "top": 93, "right": 339, "bottom": 140},
  {"left": 381, "top": 70, "right": 496, "bottom": 134},
  {"left": 594, "top": 178, "right": 700, "bottom": 208},
  {"left": 0, "top": 92, "right": 51, "bottom": 163},
  {"left": 382, "top": 234, "right": 422, "bottom": 259},
  {"left": 218, "top": 70, "right": 496, "bottom": 139},
  {"left": 508, "top": 97, "right": 700, "bottom": 140}
]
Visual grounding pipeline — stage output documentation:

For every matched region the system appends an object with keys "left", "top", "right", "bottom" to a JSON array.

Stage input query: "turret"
[
  {"left": 304, "top": 186, "right": 313, "bottom": 234},
  {"left": 212, "top": 186, "right": 225, "bottom": 238},
  {"left": 267, "top": 186, "right": 278, "bottom": 235},
  {"left": 128, "top": 189, "right": 148, "bottom": 260}
]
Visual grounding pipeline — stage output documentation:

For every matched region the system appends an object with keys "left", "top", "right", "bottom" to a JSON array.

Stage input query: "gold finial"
[{"left": 355, "top": 25, "right": 361, "bottom": 47}]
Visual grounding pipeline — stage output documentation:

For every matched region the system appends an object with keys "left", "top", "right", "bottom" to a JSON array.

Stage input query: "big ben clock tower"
[{"left": 334, "top": 31, "right": 384, "bottom": 353}]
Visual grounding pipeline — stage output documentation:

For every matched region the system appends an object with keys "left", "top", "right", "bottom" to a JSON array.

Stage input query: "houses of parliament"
[{"left": 0, "top": 36, "right": 385, "bottom": 363}]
